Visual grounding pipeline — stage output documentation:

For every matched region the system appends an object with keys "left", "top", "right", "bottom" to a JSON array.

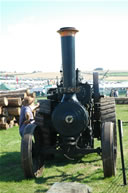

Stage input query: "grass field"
[{"left": 0, "top": 105, "right": 128, "bottom": 193}]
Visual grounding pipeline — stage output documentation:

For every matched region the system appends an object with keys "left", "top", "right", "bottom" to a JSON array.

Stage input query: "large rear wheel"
[
  {"left": 100, "top": 97, "right": 117, "bottom": 159},
  {"left": 101, "top": 122, "right": 116, "bottom": 177},
  {"left": 21, "top": 124, "right": 44, "bottom": 178}
]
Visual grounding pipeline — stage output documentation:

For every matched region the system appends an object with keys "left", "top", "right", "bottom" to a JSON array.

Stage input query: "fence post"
[{"left": 118, "top": 119, "right": 127, "bottom": 185}]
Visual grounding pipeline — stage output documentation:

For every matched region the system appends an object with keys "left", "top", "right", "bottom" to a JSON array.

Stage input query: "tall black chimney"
[
  {"left": 52, "top": 27, "right": 88, "bottom": 136},
  {"left": 57, "top": 27, "right": 78, "bottom": 89}
]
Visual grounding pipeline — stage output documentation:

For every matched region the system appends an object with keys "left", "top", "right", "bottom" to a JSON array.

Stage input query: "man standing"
[
  {"left": 19, "top": 96, "right": 39, "bottom": 137},
  {"left": 126, "top": 89, "right": 128, "bottom": 97}
]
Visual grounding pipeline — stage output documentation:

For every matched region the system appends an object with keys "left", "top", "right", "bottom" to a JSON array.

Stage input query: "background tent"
[{"left": 0, "top": 83, "right": 14, "bottom": 91}]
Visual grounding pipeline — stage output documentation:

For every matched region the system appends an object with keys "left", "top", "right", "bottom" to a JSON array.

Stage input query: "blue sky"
[{"left": 0, "top": 0, "right": 128, "bottom": 72}]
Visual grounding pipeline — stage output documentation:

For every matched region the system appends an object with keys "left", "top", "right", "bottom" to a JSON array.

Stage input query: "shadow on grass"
[
  {"left": 44, "top": 153, "right": 102, "bottom": 167},
  {"left": 0, "top": 150, "right": 103, "bottom": 193},
  {"left": 122, "top": 122, "right": 128, "bottom": 126},
  {"left": 0, "top": 151, "right": 24, "bottom": 182},
  {"left": 34, "top": 155, "right": 103, "bottom": 192},
  {"left": 34, "top": 169, "right": 103, "bottom": 193}
]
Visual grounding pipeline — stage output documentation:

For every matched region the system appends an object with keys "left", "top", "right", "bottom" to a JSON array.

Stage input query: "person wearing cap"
[{"left": 19, "top": 96, "right": 39, "bottom": 137}]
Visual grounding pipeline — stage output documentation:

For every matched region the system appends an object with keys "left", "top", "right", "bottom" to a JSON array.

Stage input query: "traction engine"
[{"left": 21, "top": 27, "right": 117, "bottom": 179}]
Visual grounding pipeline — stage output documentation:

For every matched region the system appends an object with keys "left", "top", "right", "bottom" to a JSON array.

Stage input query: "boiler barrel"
[{"left": 57, "top": 27, "right": 78, "bottom": 88}]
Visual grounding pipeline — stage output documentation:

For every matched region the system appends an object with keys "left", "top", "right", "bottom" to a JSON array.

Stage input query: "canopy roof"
[{"left": 0, "top": 83, "right": 14, "bottom": 91}]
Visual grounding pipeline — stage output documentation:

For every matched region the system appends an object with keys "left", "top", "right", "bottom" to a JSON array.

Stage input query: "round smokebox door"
[{"left": 52, "top": 101, "right": 88, "bottom": 137}]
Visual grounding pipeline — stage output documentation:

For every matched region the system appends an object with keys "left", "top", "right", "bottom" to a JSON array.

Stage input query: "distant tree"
[{"left": 94, "top": 68, "right": 103, "bottom": 71}]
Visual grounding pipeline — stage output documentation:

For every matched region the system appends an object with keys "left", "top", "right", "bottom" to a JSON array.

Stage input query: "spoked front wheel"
[
  {"left": 21, "top": 124, "right": 44, "bottom": 178},
  {"left": 101, "top": 122, "right": 116, "bottom": 178}
]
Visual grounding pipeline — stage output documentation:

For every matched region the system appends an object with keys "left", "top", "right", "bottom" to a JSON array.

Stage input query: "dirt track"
[{"left": 19, "top": 71, "right": 128, "bottom": 81}]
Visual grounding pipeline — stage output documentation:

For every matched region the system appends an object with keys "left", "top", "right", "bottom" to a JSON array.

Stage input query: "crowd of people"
[
  {"left": 110, "top": 88, "right": 128, "bottom": 97},
  {"left": 110, "top": 89, "right": 119, "bottom": 97},
  {"left": 126, "top": 89, "right": 128, "bottom": 97}
]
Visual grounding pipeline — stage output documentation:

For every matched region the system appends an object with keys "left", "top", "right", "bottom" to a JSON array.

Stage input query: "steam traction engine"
[{"left": 21, "top": 27, "right": 117, "bottom": 179}]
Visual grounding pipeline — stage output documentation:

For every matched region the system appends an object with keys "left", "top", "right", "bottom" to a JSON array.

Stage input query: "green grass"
[
  {"left": 0, "top": 105, "right": 128, "bottom": 193},
  {"left": 108, "top": 72, "right": 128, "bottom": 77},
  {"left": 98, "top": 72, "right": 128, "bottom": 77}
]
